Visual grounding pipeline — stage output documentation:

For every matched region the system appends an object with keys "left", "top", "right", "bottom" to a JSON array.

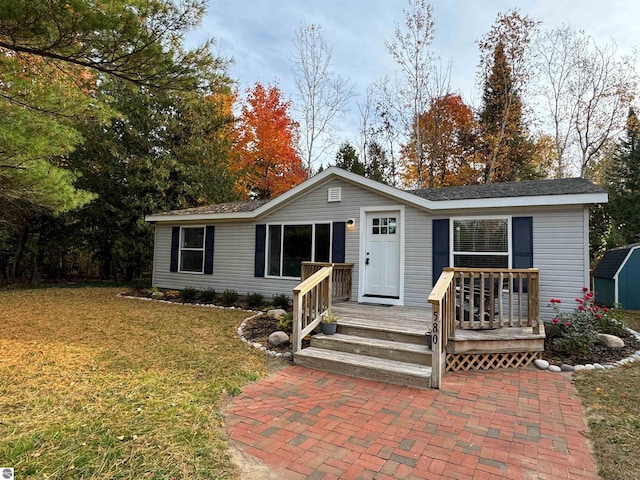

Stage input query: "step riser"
[
  {"left": 294, "top": 355, "right": 432, "bottom": 390},
  {"left": 448, "top": 338, "right": 545, "bottom": 354},
  {"left": 311, "top": 336, "right": 432, "bottom": 366},
  {"left": 337, "top": 325, "right": 427, "bottom": 345}
]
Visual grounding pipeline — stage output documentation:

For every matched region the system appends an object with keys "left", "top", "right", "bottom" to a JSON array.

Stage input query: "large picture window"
[
  {"left": 179, "top": 227, "right": 205, "bottom": 273},
  {"left": 452, "top": 218, "right": 509, "bottom": 269},
  {"left": 267, "top": 223, "right": 332, "bottom": 277}
]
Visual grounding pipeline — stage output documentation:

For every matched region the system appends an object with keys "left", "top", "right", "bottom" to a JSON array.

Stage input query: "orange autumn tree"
[
  {"left": 233, "top": 82, "right": 306, "bottom": 199},
  {"left": 400, "top": 94, "right": 478, "bottom": 188}
]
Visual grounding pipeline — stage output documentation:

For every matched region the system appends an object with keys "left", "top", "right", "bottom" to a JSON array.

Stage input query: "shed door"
[{"left": 364, "top": 211, "right": 400, "bottom": 298}]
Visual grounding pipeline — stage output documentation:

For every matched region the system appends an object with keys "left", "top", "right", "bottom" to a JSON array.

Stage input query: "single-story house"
[
  {"left": 593, "top": 243, "right": 640, "bottom": 310},
  {"left": 145, "top": 167, "right": 607, "bottom": 320}
]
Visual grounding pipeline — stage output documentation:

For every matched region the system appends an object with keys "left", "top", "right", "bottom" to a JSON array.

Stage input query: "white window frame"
[
  {"left": 265, "top": 222, "right": 333, "bottom": 279},
  {"left": 178, "top": 225, "right": 206, "bottom": 274},
  {"left": 450, "top": 215, "right": 512, "bottom": 269}
]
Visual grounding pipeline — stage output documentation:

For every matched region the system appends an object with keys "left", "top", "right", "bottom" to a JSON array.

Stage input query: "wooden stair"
[{"left": 293, "top": 314, "right": 433, "bottom": 389}]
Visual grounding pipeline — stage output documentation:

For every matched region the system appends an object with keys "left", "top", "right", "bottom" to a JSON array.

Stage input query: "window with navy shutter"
[
  {"left": 512, "top": 216, "right": 533, "bottom": 292},
  {"left": 332, "top": 221, "right": 346, "bottom": 263},
  {"left": 432, "top": 219, "right": 450, "bottom": 285},
  {"left": 255, "top": 224, "right": 266, "bottom": 277}
]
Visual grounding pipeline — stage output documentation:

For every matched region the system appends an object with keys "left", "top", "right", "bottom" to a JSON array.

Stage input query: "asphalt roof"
[
  {"left": 407, "top": 177, "right": 605, "bottom": 201},
  {"left": 593, "top": 243, "right": 640, "bottom": 279},
  {"left": 151, "top": 199, "right": 269, "bottom": 217},
  {"left": 153, "top": 176, "right": 605, "bottom": 218}
]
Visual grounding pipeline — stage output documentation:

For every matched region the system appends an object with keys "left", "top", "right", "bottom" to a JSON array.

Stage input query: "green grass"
[
  {"left": 573, "top": 310, "right": 640, "bottom": 480},
  {"left": 0, "top": 287, "right": 267, "bottom": 479}
]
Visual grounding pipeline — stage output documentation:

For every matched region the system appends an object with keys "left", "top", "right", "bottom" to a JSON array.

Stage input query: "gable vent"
[{"left": 327, "top": 187, "right": 342, "bottom": 202}]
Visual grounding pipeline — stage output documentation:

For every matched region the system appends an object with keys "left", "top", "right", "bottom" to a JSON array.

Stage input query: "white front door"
[{"left": 364, "top": 211, "right": 401, "bottom": 298}]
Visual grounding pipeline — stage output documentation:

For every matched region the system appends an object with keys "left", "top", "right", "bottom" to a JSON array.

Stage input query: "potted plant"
[{"left": 321, "top": 309, "right": 339, "bottom": 335}]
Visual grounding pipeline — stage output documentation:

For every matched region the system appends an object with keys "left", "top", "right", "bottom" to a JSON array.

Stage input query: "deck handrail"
[
  {"left": 427, "top": 270, "right": 456, "bottom": 389},
  {"left": 292, "top": 266, "right": 333, "bottom": 354},
  {"left": 301, "top": 262, "right": 354, "bottom": 300},
  {"left": 446, "top": 267, "right": 540, "bottom": 332}
]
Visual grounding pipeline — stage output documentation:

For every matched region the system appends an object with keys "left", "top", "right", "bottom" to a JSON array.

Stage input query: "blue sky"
[{"left": 187, "top": 0, "right": 639, "bottom": 166}]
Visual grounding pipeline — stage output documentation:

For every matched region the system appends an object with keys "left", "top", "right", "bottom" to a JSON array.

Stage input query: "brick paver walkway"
[{"left": 226, "top": 366, "right": 599, "bottom": 479}]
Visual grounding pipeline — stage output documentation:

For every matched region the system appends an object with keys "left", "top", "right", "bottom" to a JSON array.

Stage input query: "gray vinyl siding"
[
  {"left": 152, "top": 178, "right": 433, "bottom": 306},
  {"left": 151, "top": 179, "right": 590, "bottom": 315}
]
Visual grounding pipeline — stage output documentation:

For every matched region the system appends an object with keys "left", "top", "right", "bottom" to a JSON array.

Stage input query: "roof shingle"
[
  {"left": 152, "top": 199, "right": 269, "bottom": 217},
  {"left": 407, "top": 177, "right": 605, "bottom": 201}
]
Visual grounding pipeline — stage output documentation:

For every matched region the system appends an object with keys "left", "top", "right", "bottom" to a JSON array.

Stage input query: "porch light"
[{"left": 346, "top": 218, "right": 356, "bottom": 229}]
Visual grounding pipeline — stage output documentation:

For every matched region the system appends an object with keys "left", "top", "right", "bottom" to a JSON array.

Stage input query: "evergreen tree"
[
  {"left": 366, "top": 141, "right": 390, "bottom": 185},
  {"left": 334, "top": 143, "right": 365, "bottom": 176},
  {"left": 604, "top": 108, "right": 640, "bottom": 246},
  {"left": 478, "top": 43, "right": 538, "bottom": 183}
]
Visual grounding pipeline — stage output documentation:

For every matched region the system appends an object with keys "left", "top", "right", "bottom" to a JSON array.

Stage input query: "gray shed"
[{"left": 593, "top": 243, "right": 640, "bottom": 310}]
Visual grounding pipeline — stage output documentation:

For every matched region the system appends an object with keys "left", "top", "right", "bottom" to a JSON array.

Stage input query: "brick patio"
[{"left": 226, "top": 366, "right": 599, "bottom": 479}]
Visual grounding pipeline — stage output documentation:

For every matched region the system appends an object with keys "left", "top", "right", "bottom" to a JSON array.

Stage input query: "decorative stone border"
[
  {"left": 236, "top": 314, "right": 292, "bottom": 360},
  {"left": 534, "top": 326, "right": 640, "bottom": 373}
]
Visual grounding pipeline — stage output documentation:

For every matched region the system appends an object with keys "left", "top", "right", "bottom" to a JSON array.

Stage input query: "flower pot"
[{"left": 321, "top": 321, "right": 337, "bottom": 335}]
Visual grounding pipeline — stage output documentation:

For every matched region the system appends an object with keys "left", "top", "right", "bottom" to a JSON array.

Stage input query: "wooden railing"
[
  {"left": 427, "top": 270, "right": 456, "bottom": 389},
  {"left": 447, "top": 268, "right": 540, "bottom": 333},
  {"left": 301, "top": 262, "right": 354, "bottom": 300},
  {"left": 427, "top": 267, "right": 540, "bottom": 389},
  {"left": 292, "top": 266, "right": 333, "bottom": 354}
]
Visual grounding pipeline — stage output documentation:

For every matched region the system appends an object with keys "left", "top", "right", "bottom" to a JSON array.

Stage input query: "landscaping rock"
[
  {"left": 268, "top": 331, "right": 290, "bottom": 347},
  {"left": 267, "top": 308, "right": 287, "bottom": 320},
  {"left": 534, "top": 359, "right": 550, "bottom": 370},
  {"left": 594, "top": 363, "right": 605, "bottom": 370},
  {"left": 283, "top": 352, "right": 292, "bottom": 359},
  {"left": 560, "top": 364, "right": 575, "bottom": 372},
  {"left": 574, "top": 365, "right": 585, "bottom": 371},
  {"left": 584, "top": 364, "right": 595, "bottom": 370},
  {"left": 548, "top": 365, "right": 561, "bottom": 372},
  {"left": 597, "top": 333, "right": 625, "bottom": 349}
]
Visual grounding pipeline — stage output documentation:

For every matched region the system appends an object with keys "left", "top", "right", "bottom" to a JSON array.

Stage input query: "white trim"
[
  {"left": 357, "top": 205, "right": 405, "bottom": 306},
  {"left": 145, "top": 167, "right": 608, "bottom": 222},
  {"left": 178, "top": 225, "right": 206, "bottom": 274},
  {"left": 450, "top": 215, "right": 512, "bottom": 268},
  {"left": 583, "top": 207, "right": 590, "bottom": 290},
  {"left": 613, "top": 245, "right": 640, "bottom": 306},
  {"left": 263, "top": 221, "right": 333, "bottom": 279}
]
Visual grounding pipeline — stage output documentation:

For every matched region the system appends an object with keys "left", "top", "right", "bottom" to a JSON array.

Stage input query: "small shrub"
[
  {"left": 278, "top": 312, "right": 293, "bottom": 332},
  {"left": 597, "top": 307, "right": 627, "bottom": 337},
  {"left": 199, "top": 288, "right": 217, "bottom": 304},
  {"left": 246, "top": 292, "right": 264, "bottom": 309},
  {"left": 181, "top": 287, "right": 199, "bottom": 302},
  {"left": 547, "top": 288, "right": 627, "bottom": 356},
  {"left": 151, "top": 290, "right": 164, "bottom": 300},
  {"left": 272, "top": 293, "right": 290, "bottom": 309},
  {"left": 164, "top": 290, "right": 181, "bottom": 300},
  {"left": 222, "top": 289, "right": 239, "bottom": 306}
]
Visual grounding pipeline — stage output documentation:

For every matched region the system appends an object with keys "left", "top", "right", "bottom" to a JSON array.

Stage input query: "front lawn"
[
  {"left": 0, "top": 286, "right": 267, "bottom": 479},
  {"left": 574, "top": 310, "right": 640, "bottom": 480}
]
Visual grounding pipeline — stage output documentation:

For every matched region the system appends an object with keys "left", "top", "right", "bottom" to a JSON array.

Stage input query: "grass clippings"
[
  {"left": 573, "top": 310, "right": 640, "bottom": 480},
  {"left": 0, "top": 286, "right": 267, "bottom": 479}
]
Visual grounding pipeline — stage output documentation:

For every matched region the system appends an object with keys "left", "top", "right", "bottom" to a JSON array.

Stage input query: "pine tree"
[
  {"left": 478, "top": 43, "right": 537, "bottom": 183},
  {"left": 334, "top": 143, "right": 365, "bottom": 176},
  {"left": 605, "top": 108, "right": 640, "bottom": 245}
]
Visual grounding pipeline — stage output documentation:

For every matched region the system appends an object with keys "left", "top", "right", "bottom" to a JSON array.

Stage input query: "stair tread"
[
  {"left": 315, "top": 333, "right": 430, "bottom": 353},
  {"left": 338, "top": 317, "right": 427, "bottom": 336},
  {"left": 295, "top": 347, "right": 432, "bottom": 377}
]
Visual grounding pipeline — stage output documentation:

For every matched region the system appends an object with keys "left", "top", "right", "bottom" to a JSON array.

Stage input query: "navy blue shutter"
[
  {"left": 512, "top": 216, "right": 533, "bottom": 292},
  {"left": 254, "top": 224, "right": 266, "bottom": 277},
  {"left": 170, "top": 227, "right": 180, "bottom": 272},
  {"left": 432, "top": 219, "right": 450, "bottom": 286},
  {"left": 204, "top": 226, "right": 215, "bottom": 274},
  {"left": 332, "top": 222, "right": 346, "bottom": 263}
]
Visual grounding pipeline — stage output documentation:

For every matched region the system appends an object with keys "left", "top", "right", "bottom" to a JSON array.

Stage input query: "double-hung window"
[
  {"left": 452, "top": 218, "right": 509, "bottom": 269},
  {"left": 267, "top": 223, "right": 331, "bottom": 277},
  {"left": 179, "top": 227, "right": 205, "bottom": 273}
]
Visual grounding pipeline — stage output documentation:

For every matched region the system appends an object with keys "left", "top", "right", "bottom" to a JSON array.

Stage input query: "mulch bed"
[
  {"left": 544, "top": 330, "right": 640, "bottom": 365},
  {"left": 242, "top": 314, "right": 314, "bottom": 353}
]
